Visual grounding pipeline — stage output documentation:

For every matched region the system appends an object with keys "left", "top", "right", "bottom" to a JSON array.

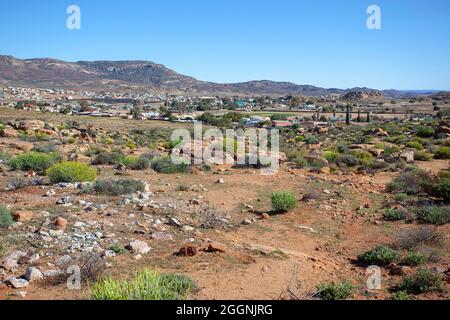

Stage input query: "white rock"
[
  {"left": 7, "top": 277, "right": 29, "bottom": 289},
  {"left": 24, "top": 267, "right": 44, "bottom": 282},
  {"left": 127, "top": 240, "right": 151, "bottom": 254}
]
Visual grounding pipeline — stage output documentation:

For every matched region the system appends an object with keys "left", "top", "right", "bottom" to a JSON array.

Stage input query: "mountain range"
[{"left": 0, "top": 55, "right": 441, "bottom": 97}]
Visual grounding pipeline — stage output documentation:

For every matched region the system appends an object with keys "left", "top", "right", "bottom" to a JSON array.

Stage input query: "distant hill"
[{"left": 0, "top": 55, "right": 444, "bottom": 97}]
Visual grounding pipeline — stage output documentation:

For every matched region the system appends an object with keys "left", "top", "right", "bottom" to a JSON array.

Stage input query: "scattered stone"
[
  {"left": 169, "top": 217, "right": 182, "bottom": 227},
  {"left": 24, "top": 267, "right": 44, "bottom": 282},
  {"left": 1, "top": 251, "right": 27, "bottom": 271},
  {"left": 10, "top": 291, "right": 27, "bottom": 298},
  {"left": 151, "top": 232, "right": 173, "bottom": 241},
  {"left": 175, "top": 245, "right": 197, "bottom": 257},
  {"left": 127, "top": 240, "right": 151, "bottom": 254},
  {"left": 54, "top": 217, "right": 68, "bottom": 231},
  {"left": 12, "top": 211, "right": 33, "bottom": 222},
  {"left": 6, "top": 277, "right": 29, "bottom": 289},
  {"left": 216, "top": 178, "right": 225, "bottom": 184},
  {"left": 242, "top": 219, "right": 252, "bottom": 225}
]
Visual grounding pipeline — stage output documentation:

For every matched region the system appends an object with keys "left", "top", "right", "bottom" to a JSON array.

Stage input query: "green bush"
[
  {"left": 416, "top": 126, "right": 435, "bottom": 138},
  {"left": 152, "top": 157, "right": 191, "bottom": 174},
  {"left": 323, "top": 151, "right": 338, "bottom": 163},
  {"left": 414, "top": 151, "right": 433, "bottom": 161},
  {"left": 9, "top": 152, "right": 58, "bottom": 173},
  {"left": 434, "top": 146, "right": 450, "bottom": 159},
  {"left": 400, "top": 252, "right": 427, "bottom": 266},
  {"left": 90, "top": 269, "right": 196, "bottom": 300},
  {"left": 108, "top": 245, "right": 127, "bottom": 255},
  {"left": 394, "top": 193, "right": 408, "bottom": 202},
  {"left": 271, "top": 192, "right": 298, "bottom": 213},
  {"left": 387, "top": 169, "right": 433, "bottom": 195},
  {"left": 335, "top": 155, "right": 360, "bottom": 167},
  {"left": 383, "top": 208, "right": 406, "bottom": 221},
  {"left": 397, "top": 269, "right": 443, "bottom": 294},
  {"left": 0, "top": 207, "right": 14, "bottom": 228},
  {"left": 431, "top": 174, "right": 450, "bottom": 202},
  {"left": 389, "top": 291, "right": 414, "bottom": 300},
  {"left": 293, "top": 156, "right": 308, "bottom": 169},
  {"left": 92, "top": 150, "right": 124, "bottom": 165},
  {"left": 303, "top": 136, "right": 319, "bottom": 145},
  {"left": 92, "top": 179, "right": 145, "bottom": 196},
  {"left": 316, "top": 281, "right": 353, "bottom": 300},
  {"left": 47, "top": 162, "right": 97, "bottom": 183},
  {"left": 351, "top": 150, "right": 374, "bottom": 166},
  {"left": 415, "top": 206, "right": 449, "bottom": 225},
  {"left": 406, "top": 141, "right": 424, "bottom": 150},
  {"left": 358, "top": 245, "right": 399, "bottom": 266},
  {"left": 119, "top": 154, "right": 152, "bottom": 170}
]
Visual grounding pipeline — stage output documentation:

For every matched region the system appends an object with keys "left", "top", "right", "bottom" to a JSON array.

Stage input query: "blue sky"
[{"left": 0, "top": 0, "right": 449, "bottom": 90}]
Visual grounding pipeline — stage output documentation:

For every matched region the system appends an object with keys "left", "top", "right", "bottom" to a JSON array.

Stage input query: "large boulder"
[
  {"left": 0, "top": 126, "right": 19, "bottom": 138},
  {"left": 127, "top": 240, "right": 151, "bottom": 254},
  {"left": 400, "top": 150, "right": 415, "bottom": 163},
  {"left": 17, "top": 120, "right": 45, "bottom": 131}
]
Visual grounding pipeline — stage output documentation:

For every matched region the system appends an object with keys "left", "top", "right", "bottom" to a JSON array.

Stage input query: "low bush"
[
  {"left": 415, "top": 206, "right": 449, "bottom": 225},
  {"left": 0, "top": 207, "right": 14, "bottom": 228},
  {"left": 92, "top": 179, "right": 145, "bottom": 195},
  {"left": 316, "top": 281, "right": 353, "bottom": 300},
  {"left": 323, "top": 151, "right": 338, "bottom": 163},
  {"left": 303, "top": 136, "right": 319, "bottom": 145},
  {"left": 431, "top": 173, "right": 450, "bottom": 202},
  {"left": 416, "top": 126, "right": 435, "bottom": 138},
  {"left": 400, "top": 252, "right": 427, "bottom": 266},
  {"left": 405, "top": 141, "right": 424, "bottom": 150},
  {"left": 358, "top": 245, "right": 399, "bottom": 266},
  {"left": 119, "top": 154, "right": 153, "bottom": 170},
  {"left": 33, "top": 141, "right": 59, "bottom": 153},
  {"left": 396, "top": 269, "right": 443, "bottom": 294},
  {"left": 393, "top": 226, "right": 445, "bottom": 250},
  {"left": 293, "top": 156, "right": 308, "bottom": 169},
  {"left": 434, "top": 146, "right": 450, "bottom": 159},
  {"left": 335, "top": 155, "right": 360, "bottom": 167},
  {"left": 92, "top": 150, "right": 124, "bottom": 165},
  {"left": 414, "top": 151, "right": 433, "bottom": 161},
  {"left": 47, "top": 162, "right": 97, "bottom": 183},
  {"left": 383, "top": 208, "right": 406, "bottom": 221},
  {"left": 9, "top": 152, "right": 58, "bottom": 173},
  {"left": 151, "top": 157, "right": 191, "bottom": 174},
  {"left": 387, "top": 169, "right": 433, "bottom": 195},
  {"left": 389, "top": 291, "right": 414, "bottom": 300},
  {"left": 271, "top": 192, "right": 297, "bottom": 213},
  {"left": 6, "top": 176, "right": 31, "bottom": 191},
  {"left": 108, "top": 245, "right": 127, "bottom": 255},
  {"left": 90, "top": 269, "right": 196, "bottom": 300}
]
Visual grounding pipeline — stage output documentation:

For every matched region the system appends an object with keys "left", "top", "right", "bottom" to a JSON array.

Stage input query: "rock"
[
  {"left": 261, "top": 213, "right": 270, "bottom": 220},
  {"left": 305, "top": 156, "right": 329, "bottom": 167},
  {"left": 0, "top": 126, "right": 18, "bottom": 138},
  {"left": 42, "top": 270, "right": 62, "bottom": 278},
  {"left": 127, "top": 240, "right": 151, "bottom": 254},
  {"left": 242, "top": 219, "right": 252, "bottom": 225},
  {"left": 12, "top": 211, "right": 33, "bottom": 222},
  {"left": 151, "top": 232, "right": 173, "bottom": 241},
  {"left": 17, "top": 120, "right": 45, "bottom": 131},
  {"left": 54, "top": 217, "right": 68, "bottom": 231},
  {"left": 1, "top": 251, "right": 27, "bottom": 271},
  {"left": 56, "top": 255, "right": 72, "bottom": 266},
  {"left": 133, "top": 254, "right": 142, "bottom": 260},
  {"left": 24, "top": 267, "right": 44, "bottom": 282},
  {"left": 387, "top": 263, "right": 412, "bottom": 276},
  {"left": 400, "top": 150, "right": 415, "bottom": 163},
  {"left": 175, "top": 245, "right": 197, "bottom": 257},
  {"left": 216, "top": 178, "right": 225, "bottom": 184},
  {"left": 43, "top": 189, "right": 56, "bottom": 197},
  {"left": 10, "top": 291, "right": 27, "bottom": 298},
  {"left": 169, "top": 217, "right": 182, "bottom": 227},
  {"left": 6, "top": 277, "right": 29, "bottom": 289},
  {"left": 202, "top": 242, "right": 226, "bottom": 253},
  {"left": 182, "top": 225, "right": 195, "bottom": 232}
]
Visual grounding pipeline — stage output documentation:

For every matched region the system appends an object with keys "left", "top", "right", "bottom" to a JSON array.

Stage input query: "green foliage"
[
  {"left": 271, "top": 192, "right": 298, "bottom": 213},
  {"left": 92, "top": 150, "right": 124, "bottom": 165},
  {"left": 119, "top": 154, "right": 153, "bottom": 170},
  {"left": 415, "top": 206, "right": 449, "bottom": 225},
  {"left": 9, "top": 152, "right": 58, "bottom": 173},
  {"left": 431, "top": 173, "right": 450, "bottom": 202},
  {"left": 108, "top": 245, "right": 127, "bottom": 255},
  {"left": 293, "top": 156, "right": 308, "bottom": 168},
  {"left": 0, "top": 207, "right": 14, "bottom": 228},
  {"left": 414, "top": 151, "right": 433, "bottom": 161},
  {"left": 400, "top": 252, "right": 427, "bottom": 266},
  {"left": 383, "top": 208, "right": 406, "bottom": 221},
  {"left": 390, "top": 291, "right": 414, "bottom": 300},
  {"left": 358, "top": 245, "right": 399, "bottom": 266},
  {"left": 316, "top": 281, "right": 353, "bottom": 300},
  {"left": 350, "top": 150, "right": 374, "bottom": 166},
  {"left": 434, "top": 146, "right": 450, "bottom": 159},
  {"left": 394, "top": 193, "right": 408, "bottom": 202},
  {"left": 47, "top": 162, "right": 97, "bottom": 183},
  {"left": 303, "top": 135, "right": 319, "bottom": 145},
  {"left": 92, "top": 179, "right": 145, "bottom": 196},
  {"left": 151, "top": 157, "right": 191, "bottom": 174},
  {"left": 90, "top": 269, "right": 196, "bottom": 300},
  {"left": 397, "top": 269, "right": 443, "bottom": 294},
  {"left": 406, "top": 141, "right": 424, "bottom": 150},
  {"left": 416, "top": 126, "right": 435, "bottom": 138},
  {"left": 387, "top": 169, "right": 433, "bottom": 195},
  {"left": 323, "top": 151, "right": 338, "bottom": 163},
  {"left": 336, "top": 154, "right": 360, "bottom": 167}
]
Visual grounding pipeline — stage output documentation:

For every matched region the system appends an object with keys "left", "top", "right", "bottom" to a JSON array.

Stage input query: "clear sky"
[{"left": 0, "top": 0, "right": 449, "bottom": 90}]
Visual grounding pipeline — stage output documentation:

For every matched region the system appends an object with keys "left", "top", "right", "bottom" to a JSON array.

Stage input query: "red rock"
[
  {"left": 12, "top": 211, "right": 34, "bottom": 222},
  {"left": 54, "top": 217, "right": 68, "bottom": 231}
]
